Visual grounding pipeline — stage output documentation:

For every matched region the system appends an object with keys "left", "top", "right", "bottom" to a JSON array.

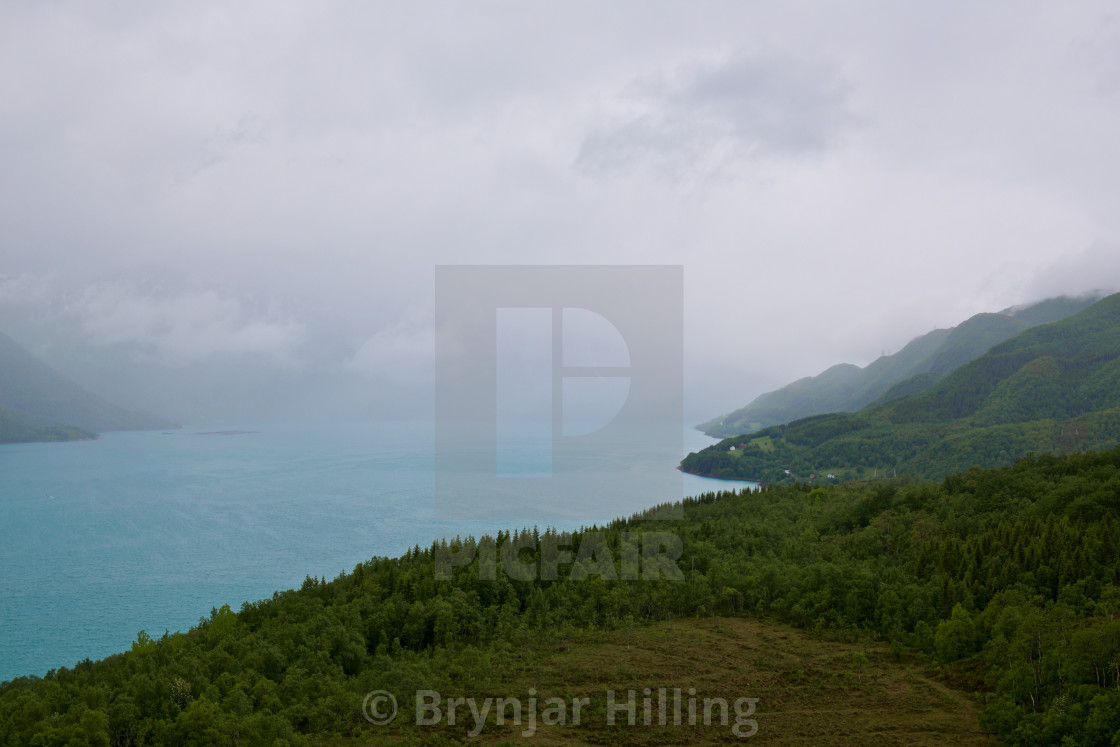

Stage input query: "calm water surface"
[{"left": 0, "top": 421, "right": 751, "bottom": 681}]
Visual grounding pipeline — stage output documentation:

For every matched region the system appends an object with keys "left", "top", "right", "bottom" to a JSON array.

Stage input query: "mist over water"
[{"left": 0, "top": 422, "right": 749, "bottom": 682}]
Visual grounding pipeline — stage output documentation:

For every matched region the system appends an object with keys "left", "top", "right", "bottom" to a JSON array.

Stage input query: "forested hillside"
[
  {"left": 0, "top": 332, "right": 173, "bottom": 443},
  {"left": 0, "top": 404, "right": 95, "bottom": 444},
  {"left": 683, "top": 293, "right": 1120, "bottom": 483},
  {"left": 699, "top": 295, "right": 1098, "bottom": 438},
  {"left": 4, "top": 448, "right": 1120, "bottom": 744}
]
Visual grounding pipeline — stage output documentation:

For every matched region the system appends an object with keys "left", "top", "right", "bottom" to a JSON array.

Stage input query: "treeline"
[
  {"left": 4, "top": 448, "right": 1120, "bottom": 744},
  {"left": 678, "top": 413, "right": 1104, "bottom": 484}
]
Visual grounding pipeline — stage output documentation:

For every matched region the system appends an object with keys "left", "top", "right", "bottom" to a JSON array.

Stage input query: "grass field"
[
  {"left": 349, "top": 617, "right": 990, "bottom": 745},
  {"left": 748, "top": 437, "right": 776, "bottom": 454}
]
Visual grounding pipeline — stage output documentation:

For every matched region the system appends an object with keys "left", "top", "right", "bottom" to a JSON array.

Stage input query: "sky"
[{"left": 2, "top": 1, "right": 1120, "bottom": 425}]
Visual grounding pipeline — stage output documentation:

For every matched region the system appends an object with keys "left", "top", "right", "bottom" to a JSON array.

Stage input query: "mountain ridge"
[{"left": 699, "top": 294, "right": 1102, "bottom": 438}]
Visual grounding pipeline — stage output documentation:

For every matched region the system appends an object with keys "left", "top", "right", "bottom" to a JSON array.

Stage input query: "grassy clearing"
[
  {"left": 748, "top": 437, "right": 776, "bottom": 454},
  {"left": 351, "top": 617, "right": 990, "bottom": 745}
]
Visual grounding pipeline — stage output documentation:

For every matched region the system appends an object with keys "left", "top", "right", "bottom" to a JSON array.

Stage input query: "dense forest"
[
  {"left": 3, "top": 446, "right": 1120, "bottom": 744},
  {"left": 683, "top": 292, "right": 1120, "bottom": 483}
]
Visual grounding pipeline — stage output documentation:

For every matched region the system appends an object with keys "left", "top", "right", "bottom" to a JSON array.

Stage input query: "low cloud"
[
  {"left": 0, "top": 273, "right": 55, "bottom": 307},
  {"left": 577, "top": 50, "right": 854, "bottom": 176},
  {"left": 1025, "top": 242, "right": 1120, "bottom": 301},
  {"left": 346, "top": 322, "right": 433, "bottom": 387},
  {"left": 70, "top": 282, "right": 305, "bottom": 366}
]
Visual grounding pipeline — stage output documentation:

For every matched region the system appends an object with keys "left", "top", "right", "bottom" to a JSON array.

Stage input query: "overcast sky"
[{"left": 2, "top": 1, "right": 1120, "bottom": 425}]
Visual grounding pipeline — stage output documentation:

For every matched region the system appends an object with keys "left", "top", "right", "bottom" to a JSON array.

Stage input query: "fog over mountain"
[{"left": 3, "top": 2, "right": 1120, "bottom": 425}]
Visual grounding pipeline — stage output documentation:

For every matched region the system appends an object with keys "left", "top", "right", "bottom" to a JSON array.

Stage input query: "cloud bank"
[{"left": 1, "top": 1, "right": 1119, "bottom": 423}]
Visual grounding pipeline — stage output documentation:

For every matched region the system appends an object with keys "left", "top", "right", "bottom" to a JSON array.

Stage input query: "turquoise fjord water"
[{"left": 0, "top": 422, "right": 752, "bottom": 682}]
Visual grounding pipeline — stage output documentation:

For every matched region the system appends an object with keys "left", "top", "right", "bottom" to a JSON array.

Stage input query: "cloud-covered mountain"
[
  {"left": 699, "top": 295, "right": 1101, "bottom": 438},
  {"left": 0, "top": 331, "right": 175, "bottom": 443}
]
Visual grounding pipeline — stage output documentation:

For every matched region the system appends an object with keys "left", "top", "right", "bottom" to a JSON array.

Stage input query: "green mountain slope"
[
  {"left": 699, "top": 295, "right": 1099, "bottom": 438},
  {"left": 0, "top": 403, "right": 96, "bottom": 443},
  {"left": 0, "top": 332, "right": 174, "bottom": 443},
  {"left": 682, "top": 292, "right": 1120, "bottom": 482}
]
